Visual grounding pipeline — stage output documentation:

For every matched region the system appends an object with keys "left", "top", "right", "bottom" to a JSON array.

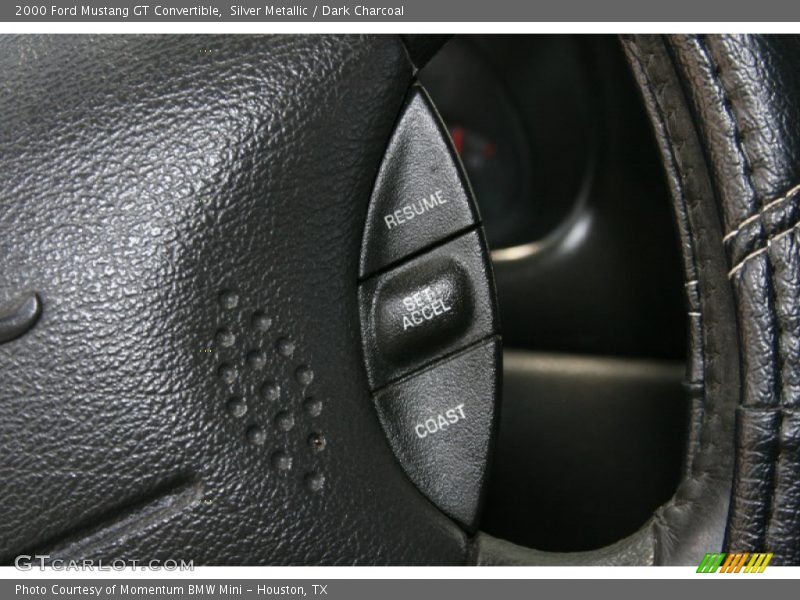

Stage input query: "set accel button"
[
  {"left": 400, "top": 284, "right": 453, "bottom": 331},
  {"left": 359, "top": 231, "right": 495, "bottom": 389}
]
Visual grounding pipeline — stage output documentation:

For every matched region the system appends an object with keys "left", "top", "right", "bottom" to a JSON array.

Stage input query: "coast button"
[
  {"left": 372, "top": 337, "right": 501, "bottom": 529},
  {"left": 359, "top": 85, "right": 478, "bottom": 278}
]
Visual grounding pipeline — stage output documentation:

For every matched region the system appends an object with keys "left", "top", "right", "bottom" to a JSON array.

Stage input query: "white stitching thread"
[
  {"left": 723, "top": 183, "right": 800, "bottom": 243},
  {"left": 728, "top": 220, "right": 800, "bottom": 278}
]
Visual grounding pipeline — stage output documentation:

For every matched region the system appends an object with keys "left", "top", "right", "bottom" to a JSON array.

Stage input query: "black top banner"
[{"left": 3, "top": 0, "right": 800, "bottom": 22}]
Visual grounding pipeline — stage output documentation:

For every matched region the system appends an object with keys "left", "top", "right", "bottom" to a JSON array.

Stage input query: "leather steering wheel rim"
[
  {"left": 477, "top": 34, "right": 800, "bottom": 566},
  {"left": 1, "top": 34, "right": 797, "bottom": 566}
]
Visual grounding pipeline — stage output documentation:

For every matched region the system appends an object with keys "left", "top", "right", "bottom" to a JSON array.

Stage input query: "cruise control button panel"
[
  {"left": 359, "top": 85, "right": 478, "bottom": 278},
  {"left": 374, "top": 338, "right": 501, "bottom": 529},
  {"left": 359, "top": 231, "right": 496, "bottom": 389},
  {"left": 358, "top": 84, "right": 500, "bottom": 530}
]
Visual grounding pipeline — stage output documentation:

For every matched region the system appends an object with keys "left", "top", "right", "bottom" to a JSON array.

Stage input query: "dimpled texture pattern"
[
  {"left": 0, "top": 35, "right": 467, "bottom": 564},
  {"left": 212, "top": 289, "right": 326, "bottom": 487}
]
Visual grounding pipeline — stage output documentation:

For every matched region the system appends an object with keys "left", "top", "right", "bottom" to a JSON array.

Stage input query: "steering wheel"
[{"left": 1, "top": 34, "right": 797, "bottom": 566}]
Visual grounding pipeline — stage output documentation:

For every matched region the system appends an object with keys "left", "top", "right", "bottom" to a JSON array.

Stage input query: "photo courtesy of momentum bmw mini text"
[{"left": 1, "top": 0, "right": 800, "bottom": 598}]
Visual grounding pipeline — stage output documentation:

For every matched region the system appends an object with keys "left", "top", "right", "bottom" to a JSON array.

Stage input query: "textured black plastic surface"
[
  {"left": 359, "top": 230, "right": 498, "bottom": 389},
  {"left": 374, "top": 337, "right": 501, "bottom": 529},
  {"left": 0, "top": 35, "right": 468, "bottom": 565},
  {"left": 359, "top": 86, "right": 478, "bottom": 278}
]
